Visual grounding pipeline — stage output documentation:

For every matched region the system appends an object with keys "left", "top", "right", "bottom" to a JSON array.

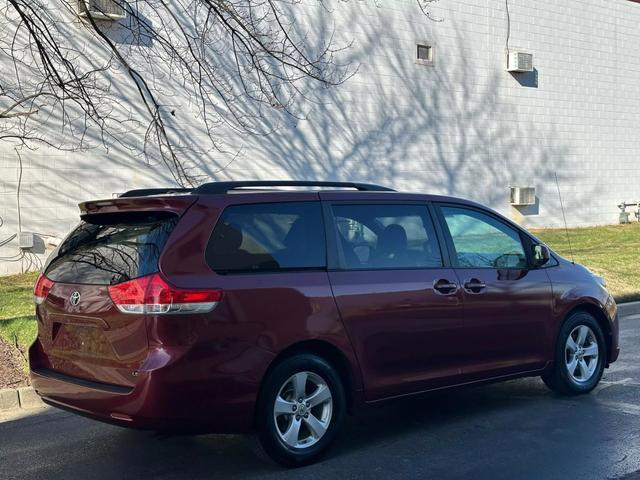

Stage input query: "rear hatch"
[{"left": 34, "top": 196, "right": 194, "bottom": 387}]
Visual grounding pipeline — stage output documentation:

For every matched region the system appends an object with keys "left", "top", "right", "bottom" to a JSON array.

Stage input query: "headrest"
[
  {"left": 284, "top": 218, "right": 307, "bottom": 250},
  {"left": 212, "top": 223, "right": 243, "bottom": 252},
  {"left": 377, "top": 224, "right": 407, "bottom": 252}
]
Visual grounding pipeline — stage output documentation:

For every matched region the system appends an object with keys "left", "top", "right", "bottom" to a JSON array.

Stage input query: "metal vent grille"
[
  {"left": 507, "top": 51, "right": 534, "bottom": 72},
  {"left": 417, "top": 45, "right": 432, "bottom": 61},
  {"left": 415, "top": 43, "right": 434, "bottom": 66},
  {"left": 510, "top": 186, "right": 536, "bottom": 206},
  {"left": 516, "top": 52, "right": 533, "bottom": 71},
  {"left": 18, "top": 232, "right": 34, "bottom": 249}
]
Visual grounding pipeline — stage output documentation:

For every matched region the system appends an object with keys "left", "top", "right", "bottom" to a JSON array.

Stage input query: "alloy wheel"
[
  {"left": 273, "top": 371, "right": 333, "bottom": 449},
  {"left": 565, "top": 325, "right": 599, "bottom": 383}
]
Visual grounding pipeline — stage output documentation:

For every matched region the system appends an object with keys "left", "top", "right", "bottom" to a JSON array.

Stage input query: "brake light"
[
  {"left": 108, "top": 273, "right": 222, "bottom": 314},
  {"left": 34, "top": 273, "right": 54, "bottom": 305}
]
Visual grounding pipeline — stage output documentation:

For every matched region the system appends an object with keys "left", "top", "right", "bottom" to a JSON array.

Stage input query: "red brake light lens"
[
  {"left": 108, "top": 273, "right": 222, "bottom": 314},
  {"left": 34, "top": 273, "right": 54, "bottom": 305}
]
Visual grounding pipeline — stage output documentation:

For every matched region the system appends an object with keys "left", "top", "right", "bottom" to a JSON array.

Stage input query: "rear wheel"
[
  {"left": 256, "top": 354, "right": 346, "bottom": 467},
  {"left": 542, "top": 311, "right": 606, "bottom": 395}
]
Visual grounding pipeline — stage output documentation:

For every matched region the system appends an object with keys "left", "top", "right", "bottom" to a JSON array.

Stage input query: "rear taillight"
[
  {"left": 108, "top": 273, "right": 222, "bottom": 315},
  {"left": 34, "top": 273, "right": 54, "bottom": 305}
]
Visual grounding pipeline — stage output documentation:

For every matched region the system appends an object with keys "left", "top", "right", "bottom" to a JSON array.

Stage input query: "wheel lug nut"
[
  {"left": 295, "top": 415, "right": 300, "bottom": 420},
  {"left": 304, "top": 413, "right": 309, "bottom": 418},
  {"left": 292, "top": 405, "right": 297, "bottom": 411},
  {"left": 306, "top": 402, "right": 310, "bottom": 407},
  {"left": 298, "top": 397, "right": 303, "bottom": 402}
]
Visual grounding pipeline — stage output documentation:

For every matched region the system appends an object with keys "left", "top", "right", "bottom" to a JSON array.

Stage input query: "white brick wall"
[{"left": 1, "top": 0, "right": 640, "bottom": 274}]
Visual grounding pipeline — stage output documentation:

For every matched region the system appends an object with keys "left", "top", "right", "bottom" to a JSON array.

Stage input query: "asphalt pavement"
[{"left": 2, "top": 315, "right": 640, "bottom": 480}]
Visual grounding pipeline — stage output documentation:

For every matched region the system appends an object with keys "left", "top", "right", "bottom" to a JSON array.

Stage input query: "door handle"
[
  {"left": 433, "top": 279, "right": 459, "bottom": 295},
  {"left": 463, "top": 278, "right": 487, "bottom": 294}
]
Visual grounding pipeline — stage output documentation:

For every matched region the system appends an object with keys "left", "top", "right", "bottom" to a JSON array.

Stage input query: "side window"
[
  {"left": 440, "top": 206, "right": 527, "bottom": 269},
  {"left": 331, "top": 204, "right": 442, "bottom": 270},
  {"left": 206, "top": 202, "right": 326, "bottom": 273}
]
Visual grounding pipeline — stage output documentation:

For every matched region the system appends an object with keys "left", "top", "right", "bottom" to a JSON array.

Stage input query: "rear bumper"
[{"left": 29, "top": 340, "right": 275, "bottom": 433}]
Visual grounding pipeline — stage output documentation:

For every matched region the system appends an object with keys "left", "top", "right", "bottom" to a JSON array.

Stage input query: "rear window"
[
  {"left": 45, "top": 212, "right": 178, "bottom": 285},
  {"left": 206, "top": 202, "right": 326, "bottom": 273}
]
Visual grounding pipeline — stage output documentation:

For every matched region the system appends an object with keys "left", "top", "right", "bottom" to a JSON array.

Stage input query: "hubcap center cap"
[{"left": 298, "top": 402, "right": 307, "bottom": 415}]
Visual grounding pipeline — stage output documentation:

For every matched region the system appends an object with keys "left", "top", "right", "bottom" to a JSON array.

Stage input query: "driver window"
[{"left": 441, "top": 206, "right": 527, "bottom": 269}]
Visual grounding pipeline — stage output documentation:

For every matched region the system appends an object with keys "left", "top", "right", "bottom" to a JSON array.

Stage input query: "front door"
[
  {"left": 323, "top": 200, "right": 465, "bottom": 400},
  {"left": 435, "top": 204, "right": 553, "bottom": 379}
]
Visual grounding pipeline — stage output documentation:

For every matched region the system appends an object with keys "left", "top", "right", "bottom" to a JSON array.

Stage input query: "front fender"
[{"left": 546, "top": 262, "right": 619, "bottom": 365}]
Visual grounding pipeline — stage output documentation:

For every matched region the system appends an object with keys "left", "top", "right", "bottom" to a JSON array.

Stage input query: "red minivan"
[{"left": 30, "top": 181, "right": 619, "bottom": 466}]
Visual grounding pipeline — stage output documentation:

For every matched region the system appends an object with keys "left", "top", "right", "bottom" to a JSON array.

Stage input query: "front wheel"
[
  {"left": 256, "top": 354, "right": 346, "bottom": 467},
  {"left": 542, "top": 311, "right": 606, "bottom": 395}
]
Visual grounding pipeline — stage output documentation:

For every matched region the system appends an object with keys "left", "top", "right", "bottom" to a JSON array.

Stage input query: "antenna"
[{"left": 554, "top": 172, "right": 575, "bottom": 264}]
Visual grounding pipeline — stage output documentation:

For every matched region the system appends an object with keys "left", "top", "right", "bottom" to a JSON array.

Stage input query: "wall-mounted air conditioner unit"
[
  {"left": 507, "top": 51, "right": 534, "bottom": 72},
  {"left": 510, "top": 186, "right": 536, "bottom": 206},
  {"left": 78, "top": 0, "right": 126, "bottom": 21}
]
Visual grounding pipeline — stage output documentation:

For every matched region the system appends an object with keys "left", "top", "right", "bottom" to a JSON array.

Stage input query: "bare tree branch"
[{"left": 0, "top": 0, "right": 440, "bottom": 186}]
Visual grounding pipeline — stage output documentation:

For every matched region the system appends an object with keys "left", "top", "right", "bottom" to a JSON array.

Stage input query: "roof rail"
[
  {"left": 192, "top": 181, "right": 395, "bottom": 195},
  {"left": 119, "top": 188, "right": 193, "bottom": 198}
]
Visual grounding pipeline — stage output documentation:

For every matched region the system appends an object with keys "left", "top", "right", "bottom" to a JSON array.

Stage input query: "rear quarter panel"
[{"left": 156, "top": 193, "right": 363, "bottom": 404}]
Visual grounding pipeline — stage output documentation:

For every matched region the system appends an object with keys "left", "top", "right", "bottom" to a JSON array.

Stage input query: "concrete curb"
[
  {"left": 0, "top": 388, "right": 20, "bottom": 411},
  {"left": 0, "top": 386, "right": 44, "bottom": 412},
  {"left": 619, "top": 301, "right": 640, "bottom": 319}
]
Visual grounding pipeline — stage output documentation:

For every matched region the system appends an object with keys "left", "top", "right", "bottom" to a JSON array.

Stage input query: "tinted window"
[
  {"left": 441, "top": 206, "right": 527, "bottom": 268},
  {"left": 331, "top": 204, "right": 442, "bottom": 270},
  {"left": 45, "top": 212, "right": 178, "bottom": 285},
  {"left": 206, "top": 202, "right": 326, "bottom": 273}
]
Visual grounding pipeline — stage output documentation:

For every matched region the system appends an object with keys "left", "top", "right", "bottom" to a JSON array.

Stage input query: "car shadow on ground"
[{"left": 1, "top": 376, "right": 560, "bottom": 479}]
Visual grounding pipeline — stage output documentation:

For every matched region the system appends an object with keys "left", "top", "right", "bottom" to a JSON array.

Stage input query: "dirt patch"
[{"left": 0, "top": 337, "right": 28, "bottom": 389}]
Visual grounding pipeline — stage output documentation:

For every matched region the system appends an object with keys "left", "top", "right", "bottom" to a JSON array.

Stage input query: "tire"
[
  {"left": 542, "top": 311, "right": 607, "bottom": 395},
  {"left": 256, "top": 354, "right": 346, "bottom": 467}
]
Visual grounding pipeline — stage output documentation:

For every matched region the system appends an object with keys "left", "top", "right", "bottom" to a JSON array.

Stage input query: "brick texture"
[{"left": 1, "top": 0, "right": 639, "bottom": 274}]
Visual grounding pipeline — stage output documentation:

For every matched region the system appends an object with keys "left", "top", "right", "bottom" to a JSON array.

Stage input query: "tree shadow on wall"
[
  {"left": 193, "top": 11, "right": 594, "bottom": 223},
  {"left": 11, "top": 5, "right": 596, "bottom": 235}
]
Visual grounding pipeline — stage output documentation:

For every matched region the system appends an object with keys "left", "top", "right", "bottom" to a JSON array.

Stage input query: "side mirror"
[{"left": 532, "top": 244, "right": 551, "bottom": 267}]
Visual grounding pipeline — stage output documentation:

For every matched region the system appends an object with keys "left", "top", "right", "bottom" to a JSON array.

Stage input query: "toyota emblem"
[{"left": 69, "top": 291, "right": 81, "bottom": 306}]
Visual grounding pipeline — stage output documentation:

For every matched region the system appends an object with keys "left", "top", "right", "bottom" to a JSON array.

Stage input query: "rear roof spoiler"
[
  {"left": 119, "top": 188, "right": 193, "bottom": 197},
  {"left": 119, "top": 181, "right": 394, "bottom": 198},
  {"left": 80, "top": 196, "right": 197, "bottom": 216}
]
